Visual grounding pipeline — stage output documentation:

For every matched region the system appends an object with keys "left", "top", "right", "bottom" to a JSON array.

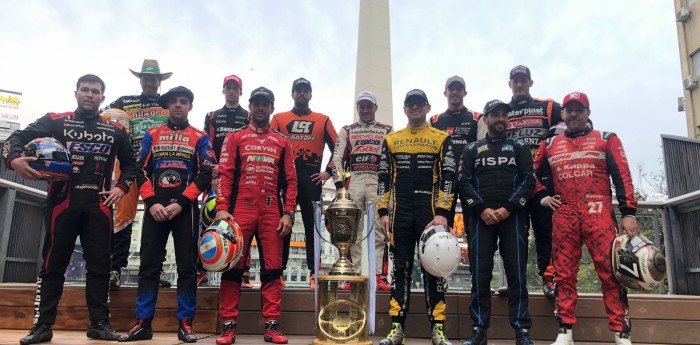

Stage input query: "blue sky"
[{"left": 0, "top": 1, "right": 686, "bottom": 196}]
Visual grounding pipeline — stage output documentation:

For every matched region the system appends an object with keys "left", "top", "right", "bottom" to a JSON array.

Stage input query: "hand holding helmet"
[
  {"left": 419, "top": 224, "right": 462, "bottom": 279},
  {"left": 15, "top": 137, "right": 72, "bottom": 181},
  {"left": 612, "top": 234, "right": 667, "bottom": 291}
]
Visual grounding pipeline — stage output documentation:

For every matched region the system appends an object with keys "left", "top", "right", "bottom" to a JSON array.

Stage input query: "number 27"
[{"left": 588, "top": 201, "right": 603, "bottom": 214}]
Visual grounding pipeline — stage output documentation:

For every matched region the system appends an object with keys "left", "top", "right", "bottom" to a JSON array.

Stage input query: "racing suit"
[
  {"left": 332, "top": 120, "right": 392, "bottom": 275},
  {"left": 2, "top": 110, "right": 136, "bottom": 325},
  {"left": 458, "top": 136, "right": 534, "bottom": 331},
  {"left": 377, "top": 123, "right": 455, "bottom": 326},
  {"left": 507, "top": 96, "right": 562, "bottom": 277},
  {"left": 534, "top": 127, "right": 635, "bottom": 333},
  {"left": 270, "top": 109, "right": 337, "bottom": 274},
  {"left": 106, "top": 94, "right": 169, "bottom": 272},
  {"left": 430, "top": 107, "right": 481, "bottom": 230},
  {"left": 215, "top": 124, "right": 297, "bottom": 321},
  {"left": 204, "top": 105, "right": 249, "bottom": 158},
  {"left": 135, "top": 120, "right": 214, "bottom": 321},
  {"left": 203, "top": 105, "right": 251, "bottom": 273}
]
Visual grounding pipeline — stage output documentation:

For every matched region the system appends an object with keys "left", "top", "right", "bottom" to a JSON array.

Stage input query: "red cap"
[
  {"left": 223, "top": 74, "right": 242, "bottom": 89},
  {"left": 562, "top": 91, "right": 589, "bottom": 109}
]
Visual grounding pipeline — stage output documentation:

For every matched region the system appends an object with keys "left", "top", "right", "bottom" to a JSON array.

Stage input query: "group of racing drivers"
[{"left": 2, "top": 59, "right": 640, "bottom": 345}]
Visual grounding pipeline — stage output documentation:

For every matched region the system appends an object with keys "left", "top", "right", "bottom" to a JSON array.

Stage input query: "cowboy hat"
[{"left": 129, "top": 59, "right": 173, "bottom": 80}]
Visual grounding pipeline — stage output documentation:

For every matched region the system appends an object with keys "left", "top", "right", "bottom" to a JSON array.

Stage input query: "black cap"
[
  {"left": 157, "top": 86, "right": 194, "bottom": 108},
  {"left": 249, "top": 87, "right": 275, "bottom": 104},
  {"left": 509, "top": 65, "right": 531, "bottom": 80},
  {"left": 291, "top": 77, "right": 312, "bottom": 92},
  {"left": 403, "top": 89, "right": 429, "bottom": 106},
  {"left": 483, "top": 99, "right": 511, "bottom": 115}
]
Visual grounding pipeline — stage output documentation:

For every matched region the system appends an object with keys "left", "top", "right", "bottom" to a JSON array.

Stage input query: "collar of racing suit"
[
  {"left": 166, "top": 119, "right": 190, "bottom": 130},
  {"left": 359, "top": 119, "right": 376, "bottom": 126},
  {"left": 291, "top": 107, "right": 312, "bottom": 116},
  {"left": 511, "top": 95, "right": 533, "bottom": 106},
  {"left": 485, "top": 134, "right": 508, "bottom": 144},
  {"left": 564, "top": 126, "right": 592, "bottom": 138},
  {"left": 75, "top": 108, "right": 99, "bottom": 120},
  {"left": 408, "top": 122, "right": 429, "bottom": 134},
  {"left": 248, "top": 123, "right": 271, "bottom": 134}
]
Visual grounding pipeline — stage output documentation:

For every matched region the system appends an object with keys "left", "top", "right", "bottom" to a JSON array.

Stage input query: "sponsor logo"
[
  {"left": 159, "top": 133, "right": 190, "bottom": 142},
  {"left": 158, "top": 170, "right": 182, "bottom": 188},
  {"left": 501, "top": 144, "right": 513, "bottom": 152},
  {"left": 246, "top": 155, "right": 275, "bottom": 163},
  {"left": 63, "top": 129, "right": 115, "bottom": 143},
  {"left": 474, "top": 156, "right": 516, "bottom": 167},
  {"left": 68, "top": 141, "right": 112, "bottom": 154},
  {"left": 477, "top": 145, "right": 489, "bottom": 154},
  {"left": 244, "top": 144, "right": 278, "bottom": 154},
  {"left": 289, "top": 120, "right": 314, "bottom": 134}
]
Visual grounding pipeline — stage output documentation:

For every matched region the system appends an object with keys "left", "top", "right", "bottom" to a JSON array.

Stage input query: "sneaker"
[
  {"left": 264, "top": 320, "right": 288, "bottom": 344},
  {"left": 178, "top": 318, "right": 197, "bottom": 343},
  {"left": 338, "top": 282, "right": 350, "bottom": 290},
  {"left": 614, "top": 332, "right": 632, "bottom": 345},
  {"left": 551, "top": 327, "right": 574, "bottom": 345},
  {"left": 118, "top": 319, "right": 153, "bottom": 342},
  {"left": 159, "top": 270, "right": 172, "bottom": 289},
  {"left": 216, "top": 321, "right": 237, "bottom": 345},
  {"left": 86, "top": 319, "right": 119, "bottom": 341},
  {"left": 462, "top": 326, "right": 487, "bottom": 345},
  {"left": 376, "top": 275, "right": 392, "bottom": 291},
  {"left": 542, "top": 276, "right": 556, "bottom": 299},
  {"left": 110, "top": 269, "right": 122, "bottom": 290},
  {"left": 241, "top": 272, "right": 253, "bottom": 288},
  {"left": 516, "top": 329, "right": 535, "bottom": 345},
  {"left": 431, "top": 323, "right": 452, "bottom": 345},
  {"left": 378, "top": 322, "right": 405, "bottom": 345},
  {"left": 19, "top": 324, "right": 53, "bottom": 345},
  {"left": 196, "top": 270, "right": 209, "bottom": 287}
]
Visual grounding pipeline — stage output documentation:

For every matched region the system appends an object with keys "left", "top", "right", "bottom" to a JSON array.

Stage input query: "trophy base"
[{"left": 312, "top": 339, "right": 373, "bottom": 345}]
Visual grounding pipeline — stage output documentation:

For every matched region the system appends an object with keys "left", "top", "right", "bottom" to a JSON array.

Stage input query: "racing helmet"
[
  {"left": 612, "top": 234, "right": 666, "bottom": 291},
  {"left": 24, "top": 137, "right": 72, "bottom": 181},
  {"left": 198, "top": 219, "right": 244, "bottom": 272},
  {"left": 419, "top": 224, "right": 461, "bottom": 278},
  {"left": 200, "top": 192, "right": 217, "bottom": 229}
]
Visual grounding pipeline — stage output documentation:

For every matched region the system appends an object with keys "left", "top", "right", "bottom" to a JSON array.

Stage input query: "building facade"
[{"left": 675, "top": 0, "right": 700, "bottom": 138}]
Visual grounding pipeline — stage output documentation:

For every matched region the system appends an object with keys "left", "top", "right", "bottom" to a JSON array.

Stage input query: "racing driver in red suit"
[
  {"left": 533, "top": 92, "right": 639, "bottom": 345},
  {"left": 215, "top": 87, "right": 297, "bottom": 345}
]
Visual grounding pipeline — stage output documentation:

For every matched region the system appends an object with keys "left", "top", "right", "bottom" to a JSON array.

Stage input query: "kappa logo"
[{"left": 289, "top": 120, "right": 314, "bottom": 134}]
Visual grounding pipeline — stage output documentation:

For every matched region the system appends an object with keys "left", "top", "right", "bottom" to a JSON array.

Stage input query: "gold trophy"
[{"left": 313, "top": 170, "right": 372, "bottom": 345}]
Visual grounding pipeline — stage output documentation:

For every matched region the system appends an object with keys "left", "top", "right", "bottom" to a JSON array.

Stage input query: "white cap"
[{"left": 356, "top": 91, "right": 377, "bottom": 104}]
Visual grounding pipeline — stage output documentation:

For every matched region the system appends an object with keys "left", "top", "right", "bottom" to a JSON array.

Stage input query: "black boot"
[
  {"left": 178, "top": 318, "right": 197, "bottom": 343},
  {"left": 462, "top": 326, "right": 487, "bottom": 345},
  {"left": 118, "top": 319, "right": 153, "bottom": 342},
  {"left": 19, "top": 324, "right": 53, "bottom": 345},
  {"left": 516, "top": 329, "right": 535, "bottom": 345},
  {"left": 87, "top": 319, "right": 119, "bottom": 341}
]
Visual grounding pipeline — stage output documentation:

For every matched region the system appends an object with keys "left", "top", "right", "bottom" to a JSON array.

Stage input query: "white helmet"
[
  {"left": 419, "top": 225, "right": 461, "bottom": 278},
  {"left": 612, "top": 234, "right": 666, "bottom": 291}
]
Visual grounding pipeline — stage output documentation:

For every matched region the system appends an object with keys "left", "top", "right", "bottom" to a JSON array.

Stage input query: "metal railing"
[{"left": 1, "top": 175, "right": 699, "bottom": 295}]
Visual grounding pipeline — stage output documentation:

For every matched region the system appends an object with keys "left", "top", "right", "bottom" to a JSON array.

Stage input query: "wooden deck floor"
[{"left": 0, "top": 330, "right": 674, "bottom": 345}]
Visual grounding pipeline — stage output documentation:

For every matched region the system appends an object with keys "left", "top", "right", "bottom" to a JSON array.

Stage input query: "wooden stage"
[{"left": 0, "top": 283, "right": 698, "bottom": 345}]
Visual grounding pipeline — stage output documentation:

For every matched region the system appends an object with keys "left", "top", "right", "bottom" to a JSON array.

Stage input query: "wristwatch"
[{"left": 283, "top": 211, "right": 295, "bottom": 223}]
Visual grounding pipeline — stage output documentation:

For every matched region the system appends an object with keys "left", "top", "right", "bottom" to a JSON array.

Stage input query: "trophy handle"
[{"left": 313, "top": 201, "right": 335, "bottom": 246}]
